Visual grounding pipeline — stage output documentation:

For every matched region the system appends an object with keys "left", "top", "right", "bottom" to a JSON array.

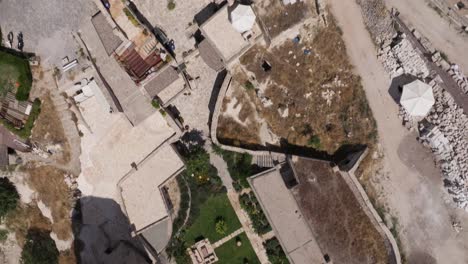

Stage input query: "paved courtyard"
[
  {"left": 133, "top": 0, "right": 212, "bottom": 59},
  {"left": 0, "top": 0, "right": 96, "bottom": 67},
  {"left": 171, "top": 53, "right": 220, "bottom": 135}
]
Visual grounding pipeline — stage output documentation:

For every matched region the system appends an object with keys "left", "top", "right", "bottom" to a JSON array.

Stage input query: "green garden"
[
  {"left": 0, "top": 50, "right": 32, "bottom": 101},
  {"left": 166, "top": 146, "right": 259, "bottom": 263}
]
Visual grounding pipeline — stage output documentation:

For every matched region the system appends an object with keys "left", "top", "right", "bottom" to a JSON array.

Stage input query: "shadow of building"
[{"left": 72, "top": 196, "right": 152, "bottom": 264}]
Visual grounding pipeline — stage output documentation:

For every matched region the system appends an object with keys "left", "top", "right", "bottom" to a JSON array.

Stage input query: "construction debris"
[{"left": 377, "top": 33, "right": 430, "bottom": 78}]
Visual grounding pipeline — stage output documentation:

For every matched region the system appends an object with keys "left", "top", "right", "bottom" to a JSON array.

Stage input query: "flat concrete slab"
[
  {"left": 120, "top": 143, "right": 184, "bottom": 232},
  {"left": 80, "top": 17, "right": 155, "bottom": 125},
  {"left": 248, "top": 166, "right": 324, "bottom": 264}
]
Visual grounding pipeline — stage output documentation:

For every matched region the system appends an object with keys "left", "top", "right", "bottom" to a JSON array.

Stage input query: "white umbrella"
[
  {"left": 400, "top": 80, "right": 435, "bottom": 117},
  {"left": 230, "top": 4, "right": 256, "bottom": 33}
]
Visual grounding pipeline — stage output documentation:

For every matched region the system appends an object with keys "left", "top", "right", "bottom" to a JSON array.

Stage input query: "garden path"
[
  {"left": 212, "top": 228, "right": 245, "bottom": 248},
  {"left": 227, "top": 190, "right": 270, "bottom": 264}
]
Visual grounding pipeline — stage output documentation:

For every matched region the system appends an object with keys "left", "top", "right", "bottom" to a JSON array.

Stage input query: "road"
[
  {"left": 328, "top": 0, "right": 468, "bottom": 263},
  {"left": 384, "top": 0, "right": 468, "bottom": 72}
]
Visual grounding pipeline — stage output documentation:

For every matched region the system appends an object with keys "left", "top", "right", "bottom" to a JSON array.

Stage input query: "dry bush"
[
  {"left": 5, "top": 204, "right": 51, "bottom": 246},
  {"left": 257, "top": 1, "right": 310, "bottom": 38},
  {"left": 217, "top": 116, "right": 261, "bottom": 146},
  {"left": 238, "top": 15, "right": 377, "bottom": 154},
  {"left": 59, "top": 249, "right": 77, "bottom": 264},
  {"left": 31, "top": 92, "right": 71, "bottom": 164},
  {"left": 25, "top": 165, "right": 73, "bottom": 241}
]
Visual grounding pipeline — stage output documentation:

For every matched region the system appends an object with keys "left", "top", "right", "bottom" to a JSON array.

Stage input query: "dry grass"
[
  {"left": 5, "top": 204, "right": 51, "bottom": 246},
  {"left": 59, "top": 249, "right": 77, "bottom": 264},
  {"left": 217, "top": 116, "right": 261, "bottom": 147},
  {"left": 256, "top": 0, "right": 311, "bottom": 38},
  {"left": 217, "top": 80, "right": 262, "bottom": 146},
  {"left": 31, "top": 92, "right": 71, "bottom": 164},
  {"left": 232, "top": 15, "right": 377, "bottom": 154},
  {"left": 291, "top": 158, "right": 391, "bottom": 264},
  {"left": 24, "top": 165, "right": 73, "bottom": 241}
]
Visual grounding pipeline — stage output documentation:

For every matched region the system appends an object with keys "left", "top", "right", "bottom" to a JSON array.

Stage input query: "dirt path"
[
  {"left": 328, "top": 0, "right": 468, "bottom": 263},
  {"left": 383, "top": 0, "right": 468, "bottom": 72}
]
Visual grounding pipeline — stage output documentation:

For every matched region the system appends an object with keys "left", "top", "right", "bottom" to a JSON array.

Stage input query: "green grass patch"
[
  {"left": 0, "top": 98, "right": 41, "bottom": 139},
  {"left": 123, "top": 8, "right": 140, "bottom": 26},
  {"left": 183, "top": 194, "right": 241, "bottom": 245},
  {"left": 214, "top": 233, "right": 260, "bottom": 264},
  {"left": 0, "top": 50, "right": 32, "bottom": 101}
]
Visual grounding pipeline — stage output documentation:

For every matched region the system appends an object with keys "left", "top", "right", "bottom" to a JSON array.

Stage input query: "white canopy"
[
  {"left": 230, "top": 4, "right": 256, "bottom": 33},
  {"left": 400, "top": 80, "right": 435, "bottom": 117}
]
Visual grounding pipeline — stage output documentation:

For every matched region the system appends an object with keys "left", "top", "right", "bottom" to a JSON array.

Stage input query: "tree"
[
  {"left": 0, "top": 177, "right": 19, "bottom": 218},
  {"left": 185, "top": 147, "right": 217, "bottom": 186},
  {"left": 215, "top": 217, "right": 227, "bottom": 235},
  {"left": 21, "top": 229, "right": 59, "bottom": 264}
]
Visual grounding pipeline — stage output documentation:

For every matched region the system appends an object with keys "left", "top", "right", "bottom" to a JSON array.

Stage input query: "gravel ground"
[
  {"left": 171, "top": 54, "right": 219, "bottom": 135},
  {"left": 0, "top": 0, "right": 96, "bottom": 67},
  {"left": 329, "top": 0, "right": 468, "bottom": 263},
  {"left": 133, "top": 0, "right": 211, "bottom": 59}
]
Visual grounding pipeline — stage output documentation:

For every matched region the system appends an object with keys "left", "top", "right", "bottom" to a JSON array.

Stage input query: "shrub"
[
  {"left": 215, "top": 149, "right": 255, "bottom": 188},
  {"left": 0, "top": 177, "right": 19, "bottom": 218},
  {"left": 167, "top": 0, "right": 176, "bottom": 10},
  {"left": 307, "top": 135, "right": 321, "bottom": 149},
  {"left": 215, "top": 217, "right": 228, "bottom": 235},
  {"left": 239, "top": 192, "right": 271, "bottom": 234},
  {"left": 123, "top": 8, "right": 140, "bottom": 26},
  {"left": 264, "top": 237, "right": 289, "bottom": 264},
  {"left": 243, "top": 81, "right": 255, "bottom": 90},
  {"left": 151, "top": 99, "right": 160, "bottom": 109},
  {"left": 185, "top": 147, "right": 218, "bottom": 187},
  {"left": 21, "top": 229, "right": 59, "bottom": 264},
  {"left": 0, "top": 229, "right": 8, "bottom": 242}
]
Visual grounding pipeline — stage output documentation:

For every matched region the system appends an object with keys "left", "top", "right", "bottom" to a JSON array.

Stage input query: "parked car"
[{"left": 100, "top": 0, "right": 110, "bottom": 9}]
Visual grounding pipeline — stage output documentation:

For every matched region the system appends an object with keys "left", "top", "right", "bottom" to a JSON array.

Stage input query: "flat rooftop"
[
  {"left": 91, "top": 11, "right": 123, "bottom": 55},
  {"left": 200, "top": 5, "right": 250, "bottom": 62},
  {"left": 143, "top": 65, "right": 185, "bottom": 104},
  {"left": 83, "top": 14, "right": 155, "bottom": 125},
  {"left": 248, "top": 166, "right": 324, "bottom": 264},
  {"left": 120, "top": 143, "right": 184, "bottom": 232}
]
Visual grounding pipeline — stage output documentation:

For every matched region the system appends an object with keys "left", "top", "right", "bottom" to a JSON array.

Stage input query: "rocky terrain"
[{"left": 358, "top": 0, "right": 468, "bottom": 211}]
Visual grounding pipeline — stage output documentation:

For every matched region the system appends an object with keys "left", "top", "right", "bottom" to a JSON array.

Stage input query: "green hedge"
[
  {"left": 21, "top": 229, "right": 59, "bottom": 264},
  {"left": 0, "top": 177, "right": 19, "bottom": 218},
  {"left": 239, "top": 192, "right": 271, "bottom": 235},
  {"left": 264, "top": 237, "right": 290, "bottom": 264}
]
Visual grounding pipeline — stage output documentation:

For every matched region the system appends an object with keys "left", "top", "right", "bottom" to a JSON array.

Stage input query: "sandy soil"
[
  {"left": 292, "top": 158, "right": 391, "bottom": 264},
  {"left": 328, "top": 0, "right": 468, "bottom": 263},
  {"left": 383, "top": 0, "right": 468, "bottom": 72}
]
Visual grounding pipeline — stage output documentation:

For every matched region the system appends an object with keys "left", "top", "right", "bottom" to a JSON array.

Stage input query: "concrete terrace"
[
  {"left": 248, "top": 166, "right": 325, "bottom": 264},
  {"left": 81, "top": 14, "right": 156, "bottom": 125}
]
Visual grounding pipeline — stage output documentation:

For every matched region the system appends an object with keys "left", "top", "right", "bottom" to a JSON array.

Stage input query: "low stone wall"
[{"left": 345, "top": 150, "right": 402, "bottom": 264}]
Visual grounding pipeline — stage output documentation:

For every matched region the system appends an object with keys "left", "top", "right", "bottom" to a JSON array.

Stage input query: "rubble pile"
[
  {"left": 398, "top": 76, "right": 468, "bottom": 209},
  {"left": 448, "top": 64, "right": 468, "bottom": 94},
  {"left": 377, "top": 34, "right": 430, "bottom": 78},
  {"left": 356, "top": 0, "right": 395, "bottom": 44},
  {"left": 425, "top": 83, "right": 468, "bottom": 209}
]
